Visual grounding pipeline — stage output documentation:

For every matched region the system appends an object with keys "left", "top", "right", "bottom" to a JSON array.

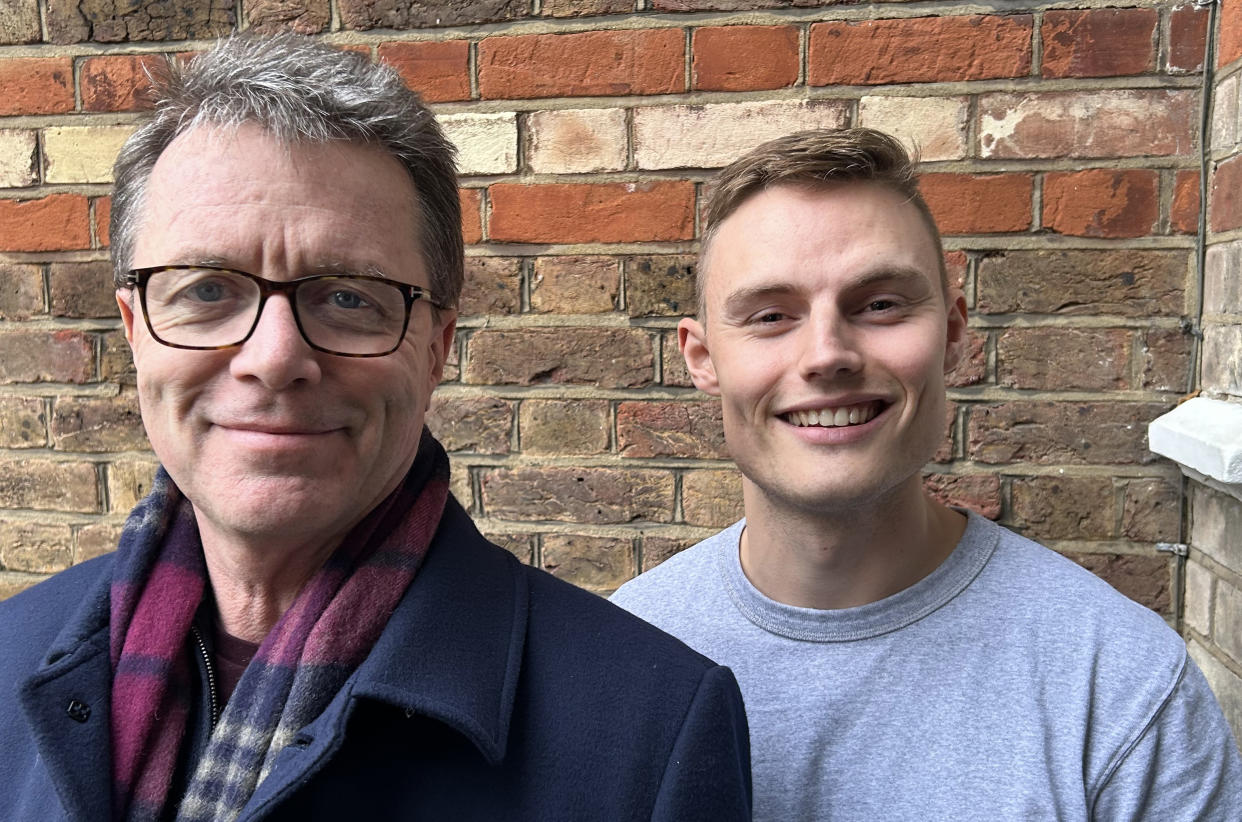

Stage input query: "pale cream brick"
[
  {"left": 1185, "top": 559, "right": 1214, "bottom": 637},
  {"left": 106, "top": 458, "right": 159, "bottom": 513},
  {"left": 1192, "top": 484, "right": 1242, "bottom": 573},
  {"left": 43, "top": 126, "right": 134, "bottom": 184},
  {"left": 1187, "top": 640, "right": 1242, "bottom": 749},
  {"left": 1215, "top": 578, "right": 1242, "bottom": 663},
  {"left": 1212, "top": 73, "right": 1239, "bottom": 152},
  {"left": 0, "top": 129, "right": 37, "bottom": 187},
  {"left": 527, "top": 108, "right": 627, "bottom": 174},
  {"left": 634, "top": 100, "right": 851, "bottom": 170},
  {"left": 858, "top": 96, "right": 969, "bottom": 162},
  {"left": 1205, "top": 241, "right": 1242, "bottom": 316},
  {"left": 1202, "top": 324, "right": 1242, "bottom": 395},
  {"left": 440, "top": 112, "right": 517, "bottom": 176}
]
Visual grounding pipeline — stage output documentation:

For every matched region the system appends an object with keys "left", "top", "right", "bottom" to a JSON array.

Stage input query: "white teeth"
[{"left": 786, "top": 404, "right": 876, "bottom": 428}]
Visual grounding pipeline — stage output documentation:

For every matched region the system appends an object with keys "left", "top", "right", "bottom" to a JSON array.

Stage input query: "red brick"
[
  {"left": 460, "top": 188, "right": 482, "bottom": 244},
  {"left": 0, "top": 264, "right": 43, "bottom": 320},
  {"left": 427, "top": 395, "right": 512, "bottom": 454},
  {"left": 1041, "top": 9, "right": 1156, "bottom": 78},
  {"left": 246, "top": 0, "right": 330, "bottom": 34},
  {"left": 662, "top": 334, "right": 692, "bottom": 387},
  {"left": 489, "top": 182, "right": 694, "bottom": 244},
  {"left": 923, "top": 473, "right": 1001, "bottom": 520},
  {"left": 464, "top": 328, "right": 654, "bottom": 388},
  {"left": 480, "top": 466, "right": 675, "bottom": 523},
  {"left": 0, "top": 58, "right": 73, "bottom": 115},
  {"left": 979, "top": 91, "right": 1197, "bottom": 159},
  {"left": 1210, "top": 154, "right": 1242, "bottom": 233},
  {"left": 378, "top": 41, "right": 471, "bottom": 103},
  {"left": 0, "top": 331, "right": 94, "bottom": 384},
  {"left": 693, "top": 26, "right": 799, "bottom": 91},
  {"left": 95, "top": 196, "right": 112, "bottom": 248},
  {"left": 617, "top": 401, "right": 727, "bottom": 459},
  {"left": 340, "top": 0, "right": 523, "bottom": 29},
  {"left": 944, "top": 250, "right": 967, "bottom": 291},
  {"left": 0, "top": 195, "right": 91, "bottom": 252},
  {"left": 1171, "top": 169, "right": 1201, "bottom": 235},
  {"left": 460, "top": 257, "right": 521, "bottom": 316},
  {"left": 81, "top": 55, "right": 163, "bottom": 111},
  {"left": 1139, "top": 328, "right": 1193, "bottom": 392},
  {"left": 809, "top": 15, "right": 1032, "bottom": 86},
  {"left": 1121, "top": 478, "right": 1181, "bottom": 542},
  {"left": 933, "top": 401, "right": 958, "bottom": 464},
  {"left": 1069, "top": 553, "right": 1170, "bottom": 614},
  {"left": 479, "top": 29, "right": 684, "bottom": 99},
  {"left": 49, "top": 261, "right": 119, "bottom": 319},
  {"left": 1012, "top": 475, "right": 1116, "bottom": 539},
  {"left": 1043, "top": 169, "right": 1158, "bottom": 238},
  {"left": 1220, "top": 0, "right": 1242, "bottom": 68},
  {"left": 530, "top": 256, "right": 620, "bottom": 314},
  {"left": 997, "top": 327, "right": 1130, "bottom": 391},
  {"left": 1169, "top": 3, "right": 1210, "bottom": 73},
  {"left": 968, "top": 401, "right": 1168, "bottom": 465},
  {"left": 918, "top": 173, "right": 1033, "bottom": 234},
  {"left": 945, "top": 329, "right": 986, "bottom": 388}
]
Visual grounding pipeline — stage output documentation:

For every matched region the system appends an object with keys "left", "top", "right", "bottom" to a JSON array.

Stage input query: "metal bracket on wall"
[{"left": 1156, "top": 542, "right": 1190, "bottom": 558}]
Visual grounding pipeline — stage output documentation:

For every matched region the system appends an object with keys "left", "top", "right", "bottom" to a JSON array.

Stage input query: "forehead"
[{"left": 700, "top": 182, "right": 941, "bottom": 307}]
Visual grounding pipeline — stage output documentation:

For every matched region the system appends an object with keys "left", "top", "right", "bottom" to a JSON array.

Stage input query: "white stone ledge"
[{"left": 1149, "top": 397, "right": 1242, "bottom": 498}]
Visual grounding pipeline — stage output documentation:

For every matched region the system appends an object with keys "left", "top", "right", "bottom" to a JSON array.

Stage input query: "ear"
[
  {"left": 942, "top": 288, "right": 969, "bottom": 374},
  {"left": 116, "top": 289, "right": 137, "bottom": 345},
  {"left": 678, "top": 316, "right": 720, "bottom": 396}
]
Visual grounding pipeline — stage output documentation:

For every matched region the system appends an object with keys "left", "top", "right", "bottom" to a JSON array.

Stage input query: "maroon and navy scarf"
[{"left": 109, "top": 430, "right": 449, "bottom": 822}]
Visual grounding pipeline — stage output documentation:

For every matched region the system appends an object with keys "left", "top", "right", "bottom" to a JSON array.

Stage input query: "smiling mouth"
[{"left": 782, "top": 401, "right": 883, "bottom": 428}]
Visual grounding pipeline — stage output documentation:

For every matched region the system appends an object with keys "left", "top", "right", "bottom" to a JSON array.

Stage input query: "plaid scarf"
[{"left": 109, "top": 431, "right": 449, "bottom": 822}]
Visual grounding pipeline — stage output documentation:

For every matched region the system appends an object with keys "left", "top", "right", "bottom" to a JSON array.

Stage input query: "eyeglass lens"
[{"left": 143, "top": 268, "right": 409, "bottom": 356}]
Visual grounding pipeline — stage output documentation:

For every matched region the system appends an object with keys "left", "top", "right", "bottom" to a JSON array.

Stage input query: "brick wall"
[
  {"left": 0, "top": 0, "right": 1212, "bottom": 625},
  {"left": 1185, "top": 0, "right": 1242, "bottom": 743}
]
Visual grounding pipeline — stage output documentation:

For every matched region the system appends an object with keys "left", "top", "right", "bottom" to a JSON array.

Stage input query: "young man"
[
  {"left": 611, "top": 128, "right": 1242, "bottom": 820},
  {"left": 0, "top": 34, "right": 750, "bottom": 821}
]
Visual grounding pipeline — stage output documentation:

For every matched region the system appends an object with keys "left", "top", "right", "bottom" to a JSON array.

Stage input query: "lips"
[{"left": 781, "top": 400, "right": 883, "bottom": 428}]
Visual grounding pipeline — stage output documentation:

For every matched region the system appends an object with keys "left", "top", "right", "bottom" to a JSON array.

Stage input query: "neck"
[{"left": 738, "top": 478, "right": 967, "bottom": 610}]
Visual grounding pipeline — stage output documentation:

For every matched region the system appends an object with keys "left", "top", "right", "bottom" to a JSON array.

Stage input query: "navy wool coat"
[{"left": 0, "top": 496, "right": 752, "bottom": 821}]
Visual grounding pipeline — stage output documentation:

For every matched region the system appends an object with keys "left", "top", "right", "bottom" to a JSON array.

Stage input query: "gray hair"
[{"left": 110, "top": 33, "right": 463, "bottom": 309}]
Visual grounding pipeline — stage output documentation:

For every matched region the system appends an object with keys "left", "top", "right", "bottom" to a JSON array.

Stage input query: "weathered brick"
[
  {"left": 443, "top": 338, "right": 460, "bottom": 382},
  {"left": 933, "top": 401, "right": 958, "bottom": 464},
  {"left": 81, "top": 55, "right": 164, "bottom": 112},
  {"left": 460, "top": 256, "right": 521, "bottom": 316},
  {"left": 447, "top": 454, "right": 472, "bottom": 507},
  {"left": 1213, "top": 580, "right": 1242, "bottom": 659},
  {"left": 1205, "top": 241, "right": 1242, "bottom": 316},
  {"left": 488, "top": 182, "right": 694, "bottom": 244},
  {"left": 1120, "top": 478, "right": 1181, "bottom": 542},
  {"left": 968, "top": 401, "right": 1167, "bottom": 465},
  {"left": 627, "top": 255, "right": 696, "bottom": 317},
  {"left": 945, "top": 328, "right": 986, "bottom": 388},
  {"left": 0, "top": 330, "right": 94, "bottom": 384},
  {"left": 342, "top": 0, "right": 524, "bottom": 30},
  {"left": 1171, "top": 169, "right": 1201, "bottom": 234},
  {"left": 100, "top": 330, "right": 137, "bottom": 386},
  {"left": 482, "top": 532, "right": 535, "bottom": 564},
  {"left": 0, "top": 522, "right": 74, "bottom": 573},
  {"left": 944, "top": 250, "right": 967, "bottom": 292},
  {"left": 51, "top": 394, "right": 148, "bottom": 453},
  {"left": 662, "top": 333, "right": 693, "bottom": 387},
  {"left": 1184, "top": 560, "right": 1213, "bottom": 636},
  {"left": 518, "top": 399, "right": 610, "bottom": 455},
  {"left": 460, "top": 188, "right": 483, "bottom": 244},
  {"left": 427, "top": 395, "right": 512, "bottom": 454},
  {"left": 641, "top": 536, "right": 696, "bottom": 572},
  {"left": 0, "top": 263, "right": 43, "bottom": 320},
  {"left": 633, "top": 100, "right": 850, "bottom": 170},
  {"left": 541, "top": 0, "right": 631, "bottom": 16},
  {"left": 1042, "top": 169, "right": 1158, "bottom": 238},
  {"left": 106, "top": 457, "right": 158, "bottom": 513},
  {"left": 0, "top": 397, "right": 47, "bottom": 448},
  {"left": 0, "top": 0, "right": 39, "bottom": 44},
  {"left": 441, "top": 112, "right": 517, "bottom": 176},
  {"left": 0, "top": 58, "right": 73, "bottom": 115},
  {"left": 1169, "top": 3, "right": 1210, "bottom": 74},
  {"left": 1070, "top": 552, "right": 1169, "bottom": 613},
  {"left": 1011, "top": 475, "right": 1115, "bottom": 539},
  {"left": 48, "top": 261, "right": 119, "bottom": 319},
  {"left": 919, "top": 173, "right": 1033, "bottom": 234},
  {"left": 1210, "top": 154, "right": 1242, "bottom": 233},
  {"left": 530, "top": 256, "right": 620, "bottom": 314},
  {"left": 46, "top": 0, "right": 234, "bottom": 44},
  {"left": 1041, "top": 9, "right": 1156, "bottom": 78},
  {"left": 0, "top": 458, "right": 99, "bottom": 512},
  {"left": 0, "top": 129, "right": 37, "bottom": 187},
  {"left": 682, "top": 469, "right": 743, "bottom": 528},
  {"left": 77, "top": 521, "right": 123, "bottom": 561},
  {"left": 541, "top": 534, "right": 633, "bottom": 592},
  {"left": 1192, "top": 484, "right": 1242, "bottom": 573},
  {"left": 379, "top": 40, "right": 471, "bottom": 103},
  {"left": 480, "top": 466, "right": 674, "bottom": 523},
  {"left": 479, "top": 29, "right": 684, "bottom": 100},
  {"left": 976, "top": 249, "right": 1188, "bottom": 317},
  {"left": 44, "top": 125, "right": 134, "bottom": 185},
  {"left": 465, "top": 328, "right": 654, "bottom": 388},
  {"left": 809, "top": 15, "right": 1032, "bottom": 86},
  {"left": 923, "top": 473, "right": 1001, "bottom": 520},
  {"left": 95, "top": 196, "right": 111, "bottom": 248},
  {"left": 1211, "top": 73, "right": 1239, "bottom": 151},
  {"left": 997, "top": 327, "right": 1130, "bottom": 391},
  {"left": 246, "top": 0, "right": 330, "bottom": 34},
  {"left": 1220, "top": 0, "right": 1242, "bottom": 68},
  {"left": 0, "top": 194, "right": 91, "bottom": 252},
  {"left": 980, "top": 91, "right": 1197, "bottom": 159},
  {"left": 692, "top": 26, "right": 799, "bottom": 92},
  {"left": 617, "top": 401, "right": 727, "bottom": 459},
  {"left": 526, "top": 108, "right": 627, "bottom": 174},
  {"left": 1202, "top": 324, "right": 1242, "bottom": 394},
  {"left": 1139, "top": 328, "right": 1193, "bottom": 392},
  {"left": 857, "top": 96, "right": 969, "bottom": 162}
]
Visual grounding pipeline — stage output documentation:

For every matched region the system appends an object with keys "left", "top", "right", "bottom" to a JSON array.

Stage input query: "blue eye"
[
  {"left": 329, "top": 289, "right": 370, "bottom": 310},
  {"left": 188, "top": 281, "right": 226, "bottom": 302}
]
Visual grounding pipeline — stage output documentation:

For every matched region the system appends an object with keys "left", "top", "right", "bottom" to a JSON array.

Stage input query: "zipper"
[{"left": 190, "top": 625, "right": 221, "bottom": 729}]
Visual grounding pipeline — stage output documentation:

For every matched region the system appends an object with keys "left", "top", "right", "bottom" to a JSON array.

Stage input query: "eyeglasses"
[{"left": 122, "top": 266, "right": 444, "bottom": 358}]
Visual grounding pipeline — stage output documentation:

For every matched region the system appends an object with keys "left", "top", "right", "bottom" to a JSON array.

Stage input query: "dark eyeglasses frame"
[{"left": 122, "top": 265, "right": 446, "bottom": 358}]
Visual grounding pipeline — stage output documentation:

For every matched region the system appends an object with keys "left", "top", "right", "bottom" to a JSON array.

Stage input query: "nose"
[
  {"left": 798, "top": 311, "right": 864, "bottom": 381},
  {"left": 228, "top": 294, "right": 322, "bottom": 389}
]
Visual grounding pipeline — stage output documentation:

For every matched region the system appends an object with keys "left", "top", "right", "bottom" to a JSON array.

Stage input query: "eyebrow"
[
  {"left": 720, "top": 266, "right": 934, "bottom": 315},
  {"left": 169, "top": 256, "right": 389, "bottom": 279}
]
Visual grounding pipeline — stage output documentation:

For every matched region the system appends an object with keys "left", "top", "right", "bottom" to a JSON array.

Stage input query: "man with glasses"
[{"left": 0, "top": 34, "right": 750, "bottom": 821}]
